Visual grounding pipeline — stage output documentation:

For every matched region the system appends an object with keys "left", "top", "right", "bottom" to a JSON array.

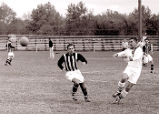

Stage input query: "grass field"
[{"left": 0, "top": 50, "right": 159, "bottom": 114}]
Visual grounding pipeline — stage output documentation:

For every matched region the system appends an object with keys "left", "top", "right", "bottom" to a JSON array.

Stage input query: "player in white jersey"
[{"left": 112, "top": 37, "right": 144, "bottom": 104}]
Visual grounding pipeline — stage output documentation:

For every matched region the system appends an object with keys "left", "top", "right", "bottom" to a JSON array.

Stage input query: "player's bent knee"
[
  {"left": 121, "top": 73, "right": 128, "bottom": 83},
  {"left": 125, "top": 82, "right": 134, "bottom": 92},
  {"left": 72, "top": 78, "right": 81, "bottom": 84}
]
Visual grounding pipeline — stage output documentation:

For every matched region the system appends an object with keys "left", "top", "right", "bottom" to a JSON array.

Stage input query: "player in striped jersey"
[
  {"left": 142, "top": 38, "right": 154, "bottom": 73},
  {"left": 5, "top": 39, "right": 15, "bottom": 66},
  {"left": 57, "top": 43, "right": 90, "bottom": 102}
]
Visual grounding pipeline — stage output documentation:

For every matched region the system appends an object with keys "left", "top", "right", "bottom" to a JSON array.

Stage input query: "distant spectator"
[{"left": 49, "top": 38, "right": 54, "bottom": 59}]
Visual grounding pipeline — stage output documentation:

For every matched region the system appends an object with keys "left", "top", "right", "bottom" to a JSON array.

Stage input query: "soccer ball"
[{"left": 20, "top": 36, "right": 29, "bottom": 47}]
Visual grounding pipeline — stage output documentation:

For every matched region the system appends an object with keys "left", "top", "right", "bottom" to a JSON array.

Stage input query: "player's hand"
[{"left": 61, "top": 68, "right": 65, "bottom": 71}]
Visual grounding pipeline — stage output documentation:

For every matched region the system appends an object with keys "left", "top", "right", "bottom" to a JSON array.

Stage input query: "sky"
[{"left": 0, "top": 0, "right": 158, "bottom": 18}]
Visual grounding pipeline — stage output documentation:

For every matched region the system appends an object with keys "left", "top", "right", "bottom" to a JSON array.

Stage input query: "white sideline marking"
[
  {"left": 88, "top": 79, "right": 159, "bottom": 86},
  {"left": 83, "top": 71, "right": 102, "bottom": 74},
  {"left": 88, "top": 79, "right": 108, "bottom": 83}
]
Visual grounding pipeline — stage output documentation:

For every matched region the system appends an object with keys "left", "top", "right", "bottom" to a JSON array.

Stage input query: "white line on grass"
[{"left": 88, "top": 79, "right": 159, "bottom": 86}]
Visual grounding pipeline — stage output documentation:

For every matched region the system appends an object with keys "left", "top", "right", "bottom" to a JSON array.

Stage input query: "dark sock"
[
  {"left": 151, "top": 64, "right": 154, "bottom": 71},
  {"left": 79, "top": 83, "right": 88, "bottom": 96},
  {"left": 72, "top": 83, "right": 79, "bottom": 95}
]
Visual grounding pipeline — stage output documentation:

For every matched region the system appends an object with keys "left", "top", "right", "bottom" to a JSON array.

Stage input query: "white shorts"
[
  {"left": 8, "top": 52, "right": 14, "bottom": 59},
  {"left": 65, "top": 70, "right": 84, "bottom": 83},
  {"left": 143, "top": 54, "right": 153, "bottom": 64},
  {"left": 123, "top": 66, "right": 142, "bottom": 84}
]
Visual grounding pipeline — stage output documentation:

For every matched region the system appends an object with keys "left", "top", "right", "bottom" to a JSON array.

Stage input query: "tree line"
[{"left": 0, "top": 1, "right": 159, "bottom": 35}]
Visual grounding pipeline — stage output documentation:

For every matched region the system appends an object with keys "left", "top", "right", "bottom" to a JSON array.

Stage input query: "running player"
[
  {"left": 142, "top": 38, "right": 154, "bottom": 73},
  {"left": 5, "top": 39, "right": 15, "bottom": 66},
  {"left": 57, "top": 43, "right": 90, "bottom": 102},
  {"left": 112, "top": 37, "right": 144, "bottom": 104}
]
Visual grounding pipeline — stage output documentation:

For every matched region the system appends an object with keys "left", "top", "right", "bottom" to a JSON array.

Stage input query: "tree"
[
  {"left": 0, "top": 3, "right": 16, "bottom": 24},
  {"left": 26, "top": 2, "right": 64, "bottom": 35},
  {"left": 65, "top": 1, "right": 95, "bottom": 35},
  {"left": 94, "top": 10, "right": 128, "bottom": 35},
  {"left": 8, "top": 18, "right": 27, "bottom": 34},
  {"left": 128, "top": 5, "right": 152, "bottom": 35}
]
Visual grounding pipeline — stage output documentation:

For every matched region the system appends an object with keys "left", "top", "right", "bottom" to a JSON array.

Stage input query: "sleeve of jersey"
[
  {"left": 57, "top": 56, "right": 65, "bottom": 70},
  {"left": 77, "top": 53, "right": 87, "bottom": 64},
  {"left": 117, "top": 50, "right": 127, "bottom": 57}
]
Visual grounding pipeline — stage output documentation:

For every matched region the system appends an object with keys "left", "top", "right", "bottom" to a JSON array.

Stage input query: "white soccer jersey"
[
  {"left": 116, "top": 48, "right": 133, "bottom": 62},
  {"left": 123, "top": 47, "right": 144, "bottom": 84},
  {"left": 127, "top": 47, "right": 143, "bottom": 68}
]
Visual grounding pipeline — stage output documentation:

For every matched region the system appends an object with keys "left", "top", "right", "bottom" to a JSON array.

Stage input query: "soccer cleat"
[
  {"left": 112, "top": 91, "right": 121, "bottom": 98},
  {"left": 84, "top": 96, "right": 90, "bottom": 102},
  {"left": 72, "top": 92, "right": 78, "bottom": 101},
  {"left": 112, "top": 96, "right": 121, "bottom": 104},
  {"left": 72, "top": 97, "right": 78, "bottom": 101}
]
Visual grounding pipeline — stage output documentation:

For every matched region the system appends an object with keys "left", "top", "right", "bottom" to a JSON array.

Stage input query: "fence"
[{"left": 0, "top": 35, "right": 159, "bottom": 51}]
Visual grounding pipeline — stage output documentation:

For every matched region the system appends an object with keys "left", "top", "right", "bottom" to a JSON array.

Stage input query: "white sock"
[
  {"left": 118, "top": 81, "right": 125, "bottom": 91},
  {"left": 120, "top": 89, "right": 128, "bottom": 98}
]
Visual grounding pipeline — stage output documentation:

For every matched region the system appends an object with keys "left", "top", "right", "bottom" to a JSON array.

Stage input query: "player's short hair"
[
  {"left": 145, "top": 38, "right": 149, "bottom": 41},
  {"left": 129, "top": 37, "right": 138, "bottom": 42},
  {"left": 67, "top": 43, "right": 75, "bottom": 49}
]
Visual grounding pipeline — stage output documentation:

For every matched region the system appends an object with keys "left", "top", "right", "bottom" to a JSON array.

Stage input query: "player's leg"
[
  {"left": 143, "top": 54, "right": 148, "bottom": 67},
  {"left": 49, "top": 48, "right": 52, "bottom": 58},
  {"left": 112, "top": 73, "right": 128, "bottom": 98},
  {"left": 72, "top": 81, "right": 79, "bottom": 101},
  {"left": 148, "top": 55, "right": 154, "bottom": 73},
  {"left": 51, "top": 47, "right": 54, "bottom": 58},
  {"left": 79, "top": 83, "right": 90, "bottom": 102},
  {"left": 115, "top": 82, "right": 134, "bottom": 103},
  {"left": 5, "top": 56, "right": 12, "bottom": 65}
]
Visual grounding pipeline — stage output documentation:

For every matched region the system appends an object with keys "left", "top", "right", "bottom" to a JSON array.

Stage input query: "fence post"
[
  {"left": 44, "top": 39, "right": 47, "bottom": 51},
  {"left": 82, "top": 39, "right": 85, "bottom": 51},
  {"left": 35, "top": 39, "right": 38, "bottom": 52},
  {"left": 101, "top": 38, "right": 105, "bottom": 51},
  {"left": 54, "top": 39, "right": 56, "bottom": 51}
]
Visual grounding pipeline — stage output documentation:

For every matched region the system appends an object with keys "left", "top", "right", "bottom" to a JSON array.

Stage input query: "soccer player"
[
  {"left": 5, "top": 39, "right": 15, "bottom": 66},
  {"left": 49, "top": 38, "right": 54, "bottom": 59},
  {"left": 57, "top": 43, "right": 90, "bottom": 102},
  {"left": 142, "top": 38, "right": 154, "bottom": 73},
  {"left": 112, "top": 37, "right": 144, "bottom": 104}
]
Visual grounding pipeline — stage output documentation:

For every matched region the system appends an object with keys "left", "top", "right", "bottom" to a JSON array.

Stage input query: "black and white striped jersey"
[
  {"left": 143, "top": 43, "right": 152, "bottom": 54},
  {"left": 6, "top": 41, "right": 15, "bottom": 52},
  {"left": 57, "top": 52, "right": 87, "bottom": 71}
]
